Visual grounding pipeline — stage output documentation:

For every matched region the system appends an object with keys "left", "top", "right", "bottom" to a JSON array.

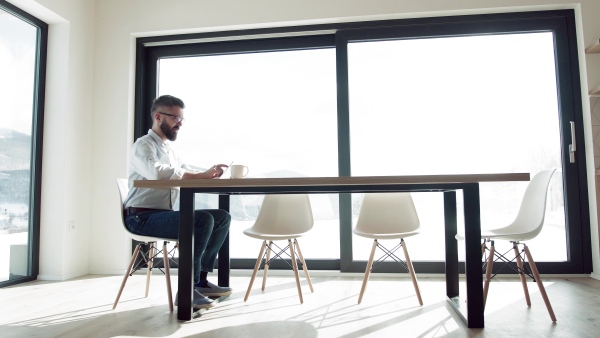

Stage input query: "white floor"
[{"left": 1, "top": 272, "right": 598, "bottom": 337}]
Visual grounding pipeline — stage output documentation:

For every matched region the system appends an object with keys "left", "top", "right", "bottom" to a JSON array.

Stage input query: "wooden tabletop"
[{"left": 134, "top": 173, "right": 530, "bottom": 189}]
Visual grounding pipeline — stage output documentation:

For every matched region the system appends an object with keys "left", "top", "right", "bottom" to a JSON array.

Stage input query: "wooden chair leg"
[
  {"left": 483, "top": 241, "right": 495, "bottom": 308},
  {"left": 523, "top": 244, "right": 557, "bottom": 322},
  {"left": 294, "top": 239, "right": 314, "bottom": 293},
  {"left": 288, "top": 239, "right": 304, "bottom": 304},
  {"left": 145, "top": 242, "right": 155, "bottom": 297},
  {"left": 481, "top": 240, "right": 487, "bottom": 259},
  {"left": 358, "top": 239, "right": 378, "bottom": 304},
  {"left": 401, "top": 239, "right": 423, "bottom": 306},
  {"left": 163, "top": 241, "right": 173, "bottom": 313},
  {"left": 245, "top": 240, "right": 267, "bottom": 302},
  {"left": 113, "top": 243, "right": 143, "bottom": 310},
  {"left": 513, "top": 242, "right": 531, "bottom": 307},
  {"left": 262, "top": 241, "right": 273, "bottom": 291}
]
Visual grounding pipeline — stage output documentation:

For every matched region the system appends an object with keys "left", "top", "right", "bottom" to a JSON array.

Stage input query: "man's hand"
[
  {"left": 182, "top": 164, "right": 229, "bottom": 179},
  {"left": 207, "top": 164, "right": 229, "bottom": 178}
]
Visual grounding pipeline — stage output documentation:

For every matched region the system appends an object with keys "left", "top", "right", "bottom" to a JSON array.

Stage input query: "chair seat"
[
  {"left": 243, "top": 228, "right": 307, "bottom": 241},
  {"left": 129, "top": 232, "right": 178, "bottom": 244},
  {"left": 455, "top": 230, "right": 536, "bottom": 242},
  {"left": 480, "top": 230, "right": 536, "bottom": 242},
  {"left": 353, "top": 228, "right": 419, "bottom": 240}
]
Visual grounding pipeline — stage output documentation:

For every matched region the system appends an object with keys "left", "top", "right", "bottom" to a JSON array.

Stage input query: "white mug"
[{"left": 230, "top": 164, "right": 249, "bottom": 179}]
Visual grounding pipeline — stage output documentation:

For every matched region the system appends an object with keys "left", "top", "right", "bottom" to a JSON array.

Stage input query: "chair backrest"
[
  {"left": 355, "top": 192, "right": 420, "bottom": 234},
  {"left": 496, "top": 168, "right": 556, "bottom": 239},
  {"left": 115, "top": 178, "right": 173, "bottom": 243},
  {"left": 250, "top": 194, "right": 314, "bottom": 235},
  {"left": 116, "top": 178, "right": 129, "bottom": 226}
]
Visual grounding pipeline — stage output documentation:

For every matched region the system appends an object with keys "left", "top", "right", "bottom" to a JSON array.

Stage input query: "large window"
[
  {"left": 0, "top": 1, "right": 47, "bottom": 287},
  {"left": 135, "top": 10, "right": 591, "bottom": 274}
]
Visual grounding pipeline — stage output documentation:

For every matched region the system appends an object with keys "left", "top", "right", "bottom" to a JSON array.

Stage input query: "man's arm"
[
  {"left": 131, "top": 142, "right": 184, "bottom": 180},
  {"left": 182, "top": 164, "right": 228, "bottom": 179}
]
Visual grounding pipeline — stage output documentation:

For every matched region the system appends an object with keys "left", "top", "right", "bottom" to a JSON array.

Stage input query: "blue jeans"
[{"left": 125, "top": 209, "right": 231, "bottom": 283}]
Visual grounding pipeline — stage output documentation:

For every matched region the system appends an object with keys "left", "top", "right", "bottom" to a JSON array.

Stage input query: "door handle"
[{"left": 569, "top": 121, "right": 576, "bottom": 163}]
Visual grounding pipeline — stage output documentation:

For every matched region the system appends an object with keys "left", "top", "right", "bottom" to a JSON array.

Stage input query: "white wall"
[
  {"left": 10, "top": 0, "right": 600, "bottom": 280},
  {"left": 6, "top": 0, "right": 95, "bottom": 280}
]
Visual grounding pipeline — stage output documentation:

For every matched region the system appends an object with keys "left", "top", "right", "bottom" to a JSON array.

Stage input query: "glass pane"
[
  {"left": 0, "top": 9, "right": 38, "bottom": 281},
  {"left": 158, "top": 48, "right": 339, "bottom": 259},
  {"left": 348, "top": 33, "right": 566, "bottom": 262}
]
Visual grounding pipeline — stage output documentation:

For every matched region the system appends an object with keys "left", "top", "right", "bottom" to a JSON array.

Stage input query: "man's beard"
[{"left": 160, "top": 121, "right": 178, "bottom": 141}]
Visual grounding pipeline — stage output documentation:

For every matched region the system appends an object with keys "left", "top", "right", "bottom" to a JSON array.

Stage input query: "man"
[{"left": 123, "top": 94, "right": 231, "bottom": 309}]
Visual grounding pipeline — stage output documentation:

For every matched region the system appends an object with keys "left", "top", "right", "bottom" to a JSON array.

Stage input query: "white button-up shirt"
[{"left": 124, "top": 129, "right": 198, "bottom": 210}]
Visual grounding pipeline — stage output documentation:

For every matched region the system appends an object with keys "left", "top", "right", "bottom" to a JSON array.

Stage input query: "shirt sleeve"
[
  {"left": 131, "top": 140, "right": 184, "bottom": 180},
  {"left": 181, "top": 162, "right": 198, "bottom": 172},
  {"left": 179, "top": 153, "right": 200, "bottom": 173}
]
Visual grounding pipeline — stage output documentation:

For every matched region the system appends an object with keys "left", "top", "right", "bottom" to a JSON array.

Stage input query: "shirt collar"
[
  {"left": 147, "top": 129, "right": 172, "bottom": 152},
  {"left": 148, "top": 129, "right": 168, "bottom": 146}
]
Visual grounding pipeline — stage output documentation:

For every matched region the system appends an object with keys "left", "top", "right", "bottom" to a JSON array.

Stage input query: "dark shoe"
[
  {"left": 174, "top": 290, "right": 215, "bottom": 309},
  {"left": 195, "top": 280, "right": 233, "bottom": 297}
]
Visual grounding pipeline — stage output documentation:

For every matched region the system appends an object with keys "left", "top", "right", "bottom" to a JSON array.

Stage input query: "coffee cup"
[{"left": 230, "top": 164, "right": 249, "bottom": 179}]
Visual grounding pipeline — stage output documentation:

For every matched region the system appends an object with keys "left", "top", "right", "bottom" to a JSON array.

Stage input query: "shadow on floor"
[
  {"left": 0, "top": 303, "right": 181, "bottom": 338},
  {"left": 183, "top": 320, "right": 317, "bottom": 337}
]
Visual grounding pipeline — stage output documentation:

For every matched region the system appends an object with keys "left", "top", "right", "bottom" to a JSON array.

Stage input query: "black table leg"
[
  {"left": 218, "top": 194, "right": 230, "bottom": 287},
  {"left": 444, "top": 190, "right": 468, "bottom": 324},
  {"left": 177, "top": 189, "right": 195, "bottom": 321},
  {"left": 445, "top": 185, "right": 485, "bottom": 328},
  {"left": 444, "top": 191, "right": 459, "bottom": 298},
  {"left": 463, "top": 183, "right": 484, "bottom": 328}
]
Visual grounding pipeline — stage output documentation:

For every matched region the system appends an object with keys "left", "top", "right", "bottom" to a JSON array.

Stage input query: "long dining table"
[{"left": 134, "top": 173, "right": 529, "bottom": 328}]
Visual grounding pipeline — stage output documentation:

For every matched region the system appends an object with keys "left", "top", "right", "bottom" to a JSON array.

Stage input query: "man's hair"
[{"left": 151, "top": 95, "right": 185, "bottom": 115}]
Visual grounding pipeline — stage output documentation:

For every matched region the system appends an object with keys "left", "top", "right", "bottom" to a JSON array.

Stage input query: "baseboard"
[
  {"left": 38, "top": 270, "right": 88, "bottom": 281},
  {"left": 590, "top": 272, "right": 600, "bottom": 280},
  {"left": 88, "top": 269, "right": 135, "bottom": 275}
]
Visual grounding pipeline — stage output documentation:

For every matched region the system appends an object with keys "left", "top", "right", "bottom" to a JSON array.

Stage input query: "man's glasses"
[{"left": 159, "top": 112, "right": 185, "bottom": 124}]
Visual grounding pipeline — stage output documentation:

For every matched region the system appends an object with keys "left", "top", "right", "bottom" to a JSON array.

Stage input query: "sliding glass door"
[{"left": 335, "top": 12, "right": 589, "bottom": 274}]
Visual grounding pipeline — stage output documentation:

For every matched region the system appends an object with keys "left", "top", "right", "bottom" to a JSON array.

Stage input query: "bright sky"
[
  {"left": 159, "top": 31, "right": 560, "bottom": 177},
  {"left": 347, "top": 32, "right": 559, "bottom": 175},
  {"left": 0, "top": 9, "right": 36, "bottom": 135},
  {"left": 159, "top": 48, "right": 338, "bottom": 176}
]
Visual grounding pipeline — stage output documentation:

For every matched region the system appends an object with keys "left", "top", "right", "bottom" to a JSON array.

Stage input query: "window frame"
[
  {"left": 0, "top": 0, "right": 48, "bottom": 287},
  {"left": 134, "top": 9, "right": 591, "bottom": 275}
]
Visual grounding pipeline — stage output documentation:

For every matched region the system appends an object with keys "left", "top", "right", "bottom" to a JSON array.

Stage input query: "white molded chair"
[
  {"left": 243, "top": 194, "right": 315, "bottom": 304},
  {"left": 113, "top": 179, "right": 177, "bottom": 312},
  {"left": 353, "top": 192, "right": 423, "bottom": 305},
  {"left": 458, "top": 168, "right": 557, "bottom": 322}
]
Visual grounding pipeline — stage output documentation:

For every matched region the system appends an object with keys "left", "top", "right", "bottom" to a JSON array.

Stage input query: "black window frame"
[
  {"left": 0, "top": 0, "right": 47, "bottom": 287},
  {"left": 134, "top": 9, "right": 591, "bottom": 275}
]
